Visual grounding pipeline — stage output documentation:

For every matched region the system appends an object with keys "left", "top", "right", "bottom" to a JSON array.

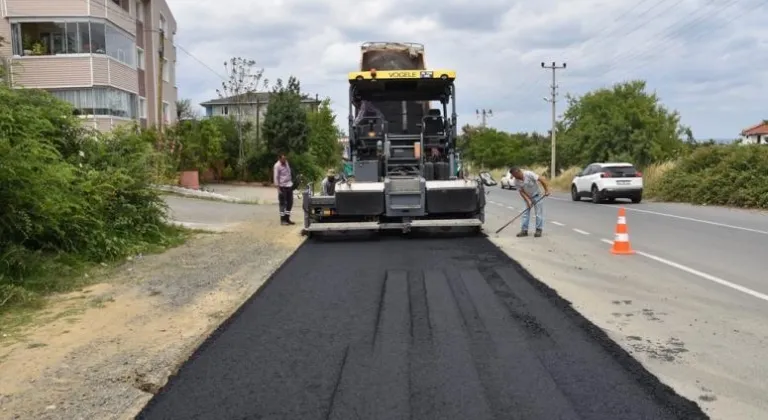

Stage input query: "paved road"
[
  {"left": 136, "top": 235, "right": 706, "bottom": 420},
  {"left": 485, "top": 189, "right": 768, "bottom": 300},
  {"left": 482, "top": 188, "right": 768, "bottom": 418}
]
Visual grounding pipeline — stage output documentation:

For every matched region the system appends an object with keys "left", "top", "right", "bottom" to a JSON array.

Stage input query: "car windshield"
[{"left": 603, "top": 165, "right": 637, "bottom": 177}]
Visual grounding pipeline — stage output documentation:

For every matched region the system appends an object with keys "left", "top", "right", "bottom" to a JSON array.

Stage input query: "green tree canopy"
[
  {"left": 307, "top": 98, "right": 342, "bottom": 171},
  {"left": 262, "top": 76, "right": 309, "bottom": 156},
  {"left": 558, "top": 80, "right": 686, "bottom": 168},
  {"left": 457, "top": 125, "right": 550, "bottom": 170},
  {"left": 170, "top": 119, "right": 226, "bottom": 171}
]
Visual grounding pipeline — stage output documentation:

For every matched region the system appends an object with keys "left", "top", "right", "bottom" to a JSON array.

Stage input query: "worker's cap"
[{"left": 327, "top": 169, "right": 336, "bottom": 176}]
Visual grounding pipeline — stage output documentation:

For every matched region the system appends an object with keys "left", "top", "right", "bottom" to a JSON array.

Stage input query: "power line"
[
  {"left": 614, "top": 0, "right": 768, "bottom": 79},
  {"left": 502, "top": 0, "right": 669, "bottom": 98},
  {"left": 603, "top": 0, "right": 745, "bottom": 80},
  {"left": 506, "top": 0, "right": 748, "bottom": 105}
]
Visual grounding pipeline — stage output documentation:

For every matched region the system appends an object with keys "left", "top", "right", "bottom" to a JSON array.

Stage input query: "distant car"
[
  {"left": 479, "top": 171, "right": 497, "bottom": 187},
  {"left": 500, "top": 171, "right": 517, "bottom": 190},
  {"left": 571, "top": 162, "right": 643, "bottom": 204}
]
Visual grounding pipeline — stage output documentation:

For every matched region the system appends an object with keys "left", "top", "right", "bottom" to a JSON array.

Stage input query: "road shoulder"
[
  {"left": 0, "top": 205, "right": 305, "bottom": 420},
  {"left": 488, "top": 230, "right": 768, "bottom": 420}
]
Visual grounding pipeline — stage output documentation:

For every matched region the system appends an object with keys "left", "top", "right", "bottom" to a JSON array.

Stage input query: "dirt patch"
[{"left": 0, "top": 206, "right": 304, "bottom": 420}]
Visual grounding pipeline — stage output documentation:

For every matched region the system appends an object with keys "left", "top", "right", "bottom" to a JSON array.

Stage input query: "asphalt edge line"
[
  {"left": 485, "top": 239, "right": 709, "bottom": 419},
  {"left": 134, "top": 235, "right": 310, "bottom": 418},
  {"left": 547, "top": 195, "right": 768, "bottom": 235},
  {"left": 599, "top": 239, "right": 768, "bottom": 303}
]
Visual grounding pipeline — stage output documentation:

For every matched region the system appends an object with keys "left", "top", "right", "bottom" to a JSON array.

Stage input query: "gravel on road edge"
[{"left": 0, "top": 204, "right": 305, "bottom": 420}]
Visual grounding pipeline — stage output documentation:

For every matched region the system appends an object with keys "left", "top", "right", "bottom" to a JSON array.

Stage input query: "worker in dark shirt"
[{"left": 321, "top": 169, "right": 337, "bottom": 196}]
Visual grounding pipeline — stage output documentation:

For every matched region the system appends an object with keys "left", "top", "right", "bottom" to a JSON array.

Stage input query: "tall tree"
[
  {"left": 307, "top": 98, "right": 342, "bottom": 170},
  {"left": 175, "top": 98, "right": 198, "bottom": 120},
  {"left": 216, "top": 57, "right": 268, "bottom": 179},
  {"left": 262, "top": 76, "right": 309, "bottom": 155},
  {"left": 558, "top": 80, "right": 685, "bottom": 168}
]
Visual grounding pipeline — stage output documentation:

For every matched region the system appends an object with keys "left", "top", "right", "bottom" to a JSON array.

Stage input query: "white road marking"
[
  {"left": 507, "top": 206, "right": 515, "bottom": 210},
  {"left": 573, "top": 228, "right": 590, "bottom": 235},
  {"left": 599, "top": 238, "right": 768, "bottom": 304},
  {"left": 552, "top": 221, "right": 565, "bottom": 226},
  {"left": 549, "top": 196, "right": 768, "bottom": 236}
]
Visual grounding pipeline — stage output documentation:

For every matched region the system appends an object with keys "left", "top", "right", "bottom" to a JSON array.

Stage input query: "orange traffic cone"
[{"left": 610, "top": 207, "right": 635, "bottom": 255}]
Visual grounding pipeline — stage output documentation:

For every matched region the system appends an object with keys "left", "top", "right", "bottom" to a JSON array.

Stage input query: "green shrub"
[
  {"left": 654, "top": 144, "right": 768, "bottom": 208},
  {"left": 0, "top": 87, "right": 185, "bottom": 310}
]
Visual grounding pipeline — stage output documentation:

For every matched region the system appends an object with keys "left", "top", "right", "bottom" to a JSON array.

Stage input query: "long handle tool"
[{"left": 494, "top": 195, "right": 547, "bottom": 235}]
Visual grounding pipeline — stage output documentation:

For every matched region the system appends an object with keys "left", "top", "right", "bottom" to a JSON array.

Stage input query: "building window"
[
  {"left": 12, "top": 21, "right": 103, "bottom": 55},
  {"left": 9, "top": 20, "right": 134, "bottom": 59},
  {"left": 90, "top": 22, "right": 107, "bottom": 54},
  {"left": 162, "top": 102, "right": 170, "bottom": 123},
  {"left": 222, "top": 106, "right": 228, "bottom": 116},
  {"left": 136, "top": 1, "right": 144, "bottom": 22},
  {"left": 159, "top": 14, "right": 167, "bottom": 34},
  {"left": 139, "top": 97, "right": 147, "bottom": 119},
  {"left": 49, "top": 87, "right": 138, "bottom": 119},
  {"left": 162, "top": 58, "right": 169, "bottom": 82},
  {"left": 111, "top": 0, "right": 130, "bottom": 12},
  {"left": 136, "top": 47, "right": 144, "bottom": 70},
  {"left": 106, "top": 24, "right": 136, "bottom": 67}
]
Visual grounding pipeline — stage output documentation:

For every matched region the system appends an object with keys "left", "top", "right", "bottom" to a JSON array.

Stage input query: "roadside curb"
[
  {"left": 165, "top": 219, "right": 240, "bottom": 233},
  {"left": 153, "top": 184, "right": 247, "bottom": 203},
  {"left": 153, "top": 185, "right": 300, "bottom": 206}
]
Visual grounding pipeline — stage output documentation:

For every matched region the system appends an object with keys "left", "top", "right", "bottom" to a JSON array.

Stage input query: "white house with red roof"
[{"left": 740, "top": 121, "right": 768, "bottom": 145}]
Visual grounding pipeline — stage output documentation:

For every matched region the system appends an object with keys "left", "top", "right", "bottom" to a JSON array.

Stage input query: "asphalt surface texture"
[
  {"left": 485, "top": 188, "right": 768, "bottom": 298},
  {"left": 137, "top": 233, "right": 707, "bottom": 420}
]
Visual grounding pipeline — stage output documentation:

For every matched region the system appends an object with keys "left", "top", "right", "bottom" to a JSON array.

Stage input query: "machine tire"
[
  {"left": 436, "top": 162, "right": 449, "bottom": 180},
  {"left": 423, "top": 162, "right": 435, "bottom": 180}
]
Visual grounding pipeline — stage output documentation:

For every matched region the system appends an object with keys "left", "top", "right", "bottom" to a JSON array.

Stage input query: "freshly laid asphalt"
[{"left": 136, "top": 236, "right": 708, "bottom": 420}]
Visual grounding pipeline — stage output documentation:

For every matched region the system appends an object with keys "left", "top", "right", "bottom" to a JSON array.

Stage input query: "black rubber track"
[{"left": 136, "top": 236, "right": 709, "bottom": 420}]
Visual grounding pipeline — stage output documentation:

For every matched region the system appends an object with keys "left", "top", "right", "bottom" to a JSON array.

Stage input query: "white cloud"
[{"left": 168, "top": 0, "right": 768, "bottom": 139}]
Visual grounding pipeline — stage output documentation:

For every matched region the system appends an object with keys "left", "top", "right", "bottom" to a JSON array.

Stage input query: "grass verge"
[{"left": 0, "top": 224, "right": 191, "bottom": 321}]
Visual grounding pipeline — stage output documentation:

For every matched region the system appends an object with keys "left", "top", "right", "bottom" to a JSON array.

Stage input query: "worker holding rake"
[{"left": 510, "top": 166, "right": 551, "bottom": 237}]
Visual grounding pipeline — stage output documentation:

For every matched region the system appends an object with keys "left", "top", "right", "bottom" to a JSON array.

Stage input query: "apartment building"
[
  {"left": 201, "top": 92, "right": 321, "bottom": 121},
  {"left": 0, "top": 0, "right": 178, "bottom": 131}
]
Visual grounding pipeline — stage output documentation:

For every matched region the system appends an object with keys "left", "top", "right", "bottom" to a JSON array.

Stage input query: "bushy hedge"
[
  {"left": 652, "top": 144, "right": 768, "bottom": 208},
  {"left": 0, "top": 87, "right": 184, "bottom": 309}
]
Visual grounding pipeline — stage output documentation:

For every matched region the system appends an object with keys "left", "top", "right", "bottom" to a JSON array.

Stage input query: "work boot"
[
  {"left": 516, "top": 230, "right": 528, "bottom": 237},
  {"left": 534, "top": 229, "right": 543, "bottom": 238},
  {"left": 280, "top": 215, "right": 289, "bottom": 226},
  {"left": 285, "top": 216, "right": 296, "bottom": 225}
]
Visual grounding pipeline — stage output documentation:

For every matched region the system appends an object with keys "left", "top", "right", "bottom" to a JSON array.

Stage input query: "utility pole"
[
  {"left": 157, "top": 28, "right": 165, "bottom": 134},
  {"left": 541, "top": 61, "right": 566, "bottom": 178},
  {"left": 476, "top": 108, "right": 493, "bottom": 128}
]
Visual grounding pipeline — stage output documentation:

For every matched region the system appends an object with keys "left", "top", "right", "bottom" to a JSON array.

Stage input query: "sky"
[{"left": 166, "top": 0, "right": 768, "bottom": 141}]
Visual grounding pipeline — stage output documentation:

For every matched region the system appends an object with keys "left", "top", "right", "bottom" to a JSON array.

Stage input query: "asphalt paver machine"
[{"left": 301, "top": 42, "right": 485, "bottom": 236}]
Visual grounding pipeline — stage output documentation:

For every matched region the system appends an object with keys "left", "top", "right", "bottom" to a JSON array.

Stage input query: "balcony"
[
  {"left": 5, "top": 0, "right": 136, "bottom": 34},
  {"left": 9, "top": 21, "right": 138, "bottom": 93},
  {"left": 11, "top": 21, "right": 135, "bottom": 67}
]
